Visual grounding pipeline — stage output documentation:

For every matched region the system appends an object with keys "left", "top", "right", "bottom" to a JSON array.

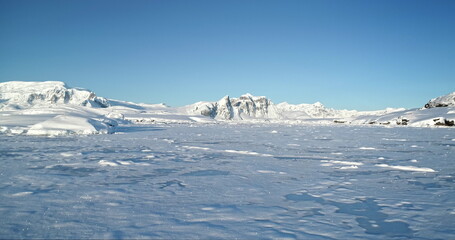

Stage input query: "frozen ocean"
[{"left": 1, "top": 124, "right": 454, "bottom": 239}]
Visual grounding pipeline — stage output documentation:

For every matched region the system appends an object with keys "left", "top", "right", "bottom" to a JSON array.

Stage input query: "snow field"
[{"left": 0, "top": 124, "right": 454, "bottom": 239}]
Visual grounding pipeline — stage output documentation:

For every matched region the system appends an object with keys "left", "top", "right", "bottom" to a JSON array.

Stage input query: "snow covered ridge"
[
  {"left": 184, "top": 93, "right": 405, "bottom": 120},
  {"left": 424, "top": 91, "right": 455, "bottom": 108},
  {"left": 184, "top": 92, "right": 454, "bottom": 127},
  {"left": 0, "top": 81, "right": 109, "bottom": 110},
  {"left": 0, "top": 81, "right": 454, "bottom": 136}
]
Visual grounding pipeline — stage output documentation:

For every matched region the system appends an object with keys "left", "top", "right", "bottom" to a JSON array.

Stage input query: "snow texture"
[
  {"left": 0, "top": 125, "right": 454, "bottom": 239},
  {"left": 1, "top": 81, "right": 454, "bottom": 239}
]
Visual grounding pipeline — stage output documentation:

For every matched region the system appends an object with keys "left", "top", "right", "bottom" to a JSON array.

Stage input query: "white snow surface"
[
  {"left": 0, "top": 124, "right": 454, "bottom": 239},
  {"left": 0, "top": 81, "right": 454, "bottom": 136}
]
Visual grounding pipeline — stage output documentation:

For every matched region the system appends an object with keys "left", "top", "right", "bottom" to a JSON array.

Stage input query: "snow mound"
[
  {"left": 27, "top": 115, "right": 116, "bottom": 136},
  {"left": 424, "top": 92, "right": 455, "bottom": 108},
  {"left": 0, "top": 81, "right": 109, "bottom": 110}
]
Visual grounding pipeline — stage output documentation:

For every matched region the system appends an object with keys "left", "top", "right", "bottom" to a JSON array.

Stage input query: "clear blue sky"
[{"left": 1, "top": 0, "right": 454, "bottom": 110}]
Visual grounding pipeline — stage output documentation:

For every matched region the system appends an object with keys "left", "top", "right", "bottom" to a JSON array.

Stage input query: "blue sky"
[{"left": 1, "top": 0, "right": 454, "bottom": 110}]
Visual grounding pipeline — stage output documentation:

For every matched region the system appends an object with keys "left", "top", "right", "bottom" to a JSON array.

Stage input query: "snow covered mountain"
[
  {"left": 182, "top": 93, "right": 454, "bottom": 127},
  {"left": 184, "top": 94, "right": 279, "bottom": 120},
  {"left": 424, "top": 91, "right": 455, "bottom": 108},
  {"left": 276, "top": 102, "right": 357, "bottom": 119},
  {"left": 0, "top": 81, "right": 109, "bottom": 110},
  {"left": 0, "top": 81, "right": 114, "bottom": 135},
  {"left": 0, "top": 81, "right": 453, "bottom": 135},
  {"left": 184, "top": 94, "right": 404, "bottom": 120}
]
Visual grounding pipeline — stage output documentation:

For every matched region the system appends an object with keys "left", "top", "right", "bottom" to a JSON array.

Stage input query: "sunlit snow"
[
  {"left": 1, "top": 81, "right": 454, "bottom": 239},
  {"left": 1, "top": 125, "right": 454, "bottom": 239}
]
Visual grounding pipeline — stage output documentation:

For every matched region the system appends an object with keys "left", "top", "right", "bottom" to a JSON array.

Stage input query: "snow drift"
[{"left": 27, "top": 115, "right": 117, "bottom": 136}]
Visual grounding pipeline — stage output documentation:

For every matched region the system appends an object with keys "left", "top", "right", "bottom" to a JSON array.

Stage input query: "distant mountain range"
[{"left": 0, "top": 81, "right": 454, "bottom": 135}]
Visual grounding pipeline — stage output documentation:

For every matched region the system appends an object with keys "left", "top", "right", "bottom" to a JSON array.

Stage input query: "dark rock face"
[
  {"left": 433, "top": 117, "right": 454, "bottom": 126},
  {"left": 396, "top": 117, "right": 409, "bottom": 125}
]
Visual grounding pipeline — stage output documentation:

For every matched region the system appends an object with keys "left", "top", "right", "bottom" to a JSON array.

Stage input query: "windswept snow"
[
  {"left": 1, "top": 124, "right": 453, "bottom": 239},
  {"left": 0, "top": 81, "right": 454, "bottom": 239},
  {"left": 27, "top": 115, "right": 115, "bottom": 136}
]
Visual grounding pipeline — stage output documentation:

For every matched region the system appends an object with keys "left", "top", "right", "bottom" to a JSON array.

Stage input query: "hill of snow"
[
  {"left": 0, "top": 81, "right": 114, "bottom": 135},
  {"left": 424, "top": 91, "right": 455, "bottom": 108}
]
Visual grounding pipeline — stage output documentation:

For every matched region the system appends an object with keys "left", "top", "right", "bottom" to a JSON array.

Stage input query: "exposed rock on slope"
[
  {"left": 230, "top": 94, "right": 279, "bottom": 119},
  {"left": 185, "top": 94, "right": 407, "bottom": 120},
  {"left": 0, "top": 81, "right": 109, "bottom": 110},
  {"left": 424, "top": 92, "right": 455, "bottom": 108},
  {"left": 185, "top": 94, "right": 279, "bottom": 120}
]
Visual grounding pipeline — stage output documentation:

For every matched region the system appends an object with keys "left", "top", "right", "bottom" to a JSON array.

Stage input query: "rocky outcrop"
[{"left": 424, "top": 92, "right": 455, "bottom": 108}]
